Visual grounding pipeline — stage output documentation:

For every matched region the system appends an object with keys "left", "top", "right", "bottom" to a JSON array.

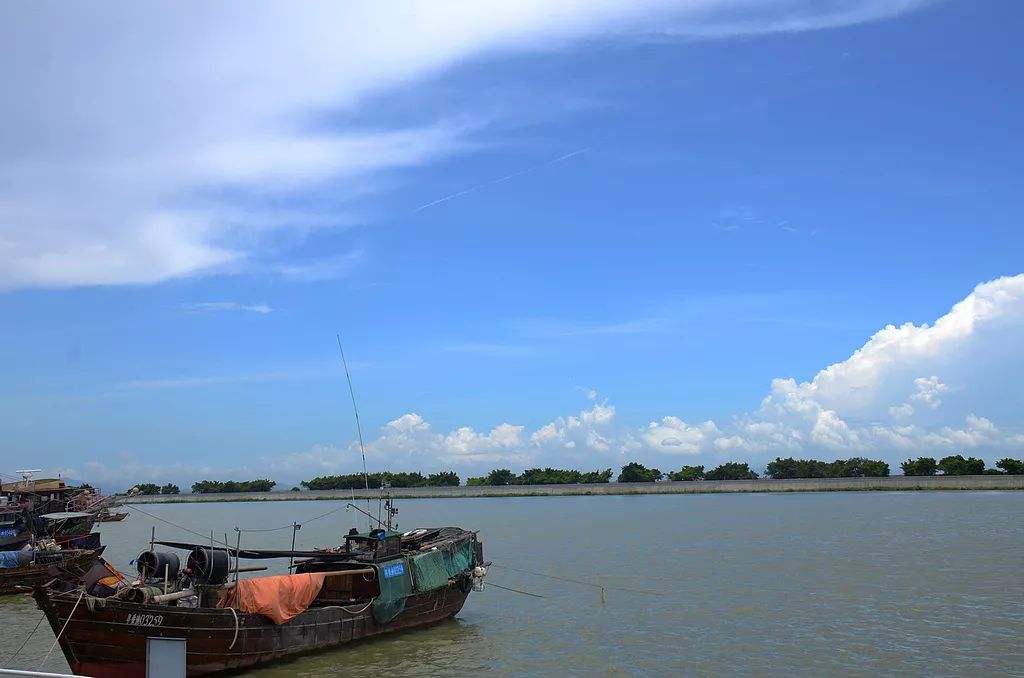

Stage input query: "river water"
[{"left": 2, "top": 492, "right": 1023, "bottom": 676}]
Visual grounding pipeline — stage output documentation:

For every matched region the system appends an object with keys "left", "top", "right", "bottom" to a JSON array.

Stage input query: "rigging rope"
[{"left": 123, "top": 500, "right": 353, "bottom": 547}]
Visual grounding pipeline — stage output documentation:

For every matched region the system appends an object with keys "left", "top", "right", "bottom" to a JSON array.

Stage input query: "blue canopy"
[{"left": 0, "top": 550, "right": 29, "bottom": 569}]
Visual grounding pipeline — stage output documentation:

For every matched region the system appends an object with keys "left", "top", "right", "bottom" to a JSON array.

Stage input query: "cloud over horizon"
[{"left": 61, "top": 274, "right": 1024, "bottom": 489}]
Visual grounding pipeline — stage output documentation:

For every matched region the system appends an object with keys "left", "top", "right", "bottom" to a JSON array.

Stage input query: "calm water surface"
[{"left": 2, "top": 492, "right": 1023, "bottom": 676}]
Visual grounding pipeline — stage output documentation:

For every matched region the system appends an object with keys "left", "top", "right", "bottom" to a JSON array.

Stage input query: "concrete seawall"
[{"left": 121, "top": 474, "right": 1024, "bottom": 503}]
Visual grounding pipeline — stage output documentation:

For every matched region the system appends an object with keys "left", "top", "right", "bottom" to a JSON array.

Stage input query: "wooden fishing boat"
[
  {"left": 34, "top": 525, "right": 486, "bottom": 677},
  {"left": 95, "top": 509, "right": 129, "bottom": 523},
  {"left": 0, "top": 545, "right": 105, "bottom": 596}
]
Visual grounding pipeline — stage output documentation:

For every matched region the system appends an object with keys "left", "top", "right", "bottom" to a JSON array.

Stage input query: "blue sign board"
[{"left": 382, "top": 562, "right": 406, "bottom": 579}]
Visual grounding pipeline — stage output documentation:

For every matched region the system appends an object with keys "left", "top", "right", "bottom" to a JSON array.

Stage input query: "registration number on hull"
[{"left": 125, "top": 613, "right": 164, "bottom": 627}]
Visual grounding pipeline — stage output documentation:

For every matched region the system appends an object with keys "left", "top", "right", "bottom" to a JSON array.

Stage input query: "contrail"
[{"left": 413, "top": 147, "right": 590, "bottom": 213}]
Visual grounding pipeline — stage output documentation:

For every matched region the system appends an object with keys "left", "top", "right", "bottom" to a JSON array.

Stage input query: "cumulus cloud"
[
  {"left": 354, "top": 274, "right": 1024, "bottom": 470},
  {"left": 0, "top": 1, "right": 932, "bottom": 290},
  {"left": 643, "top": 417, "right": 719, "bottom": 454},
  {"left": 53, "top": 274, "right": 1024, "bottom": 488},
  {"left": 910, "top": 376, "right": 948, "bottom": 409}
]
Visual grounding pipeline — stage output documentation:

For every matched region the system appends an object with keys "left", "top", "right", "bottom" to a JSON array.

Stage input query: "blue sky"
[{"left": 1, "top": 1, "right": 1021, "bottom": 489}]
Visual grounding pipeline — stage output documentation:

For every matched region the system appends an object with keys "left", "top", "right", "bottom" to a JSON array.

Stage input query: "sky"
[{"left": 0, "top": 0, "right": 1021, "bottom": 490}]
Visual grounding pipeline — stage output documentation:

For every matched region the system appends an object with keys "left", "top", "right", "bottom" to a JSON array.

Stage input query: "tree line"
[
  {"left": 901, "top": 455, "right": 1024, "bottom": 476},
  {"left": 191, "top": 479, "right": 277, "bottom": 494},
  {"left": 467, "top": 468, "right": 613, "bottom": 486},
  {"left": 127, "top": 455, "right": 1024, "bottom": 494},
  {"left": 301, "top": 471, "right": 461, "bottom": 491},
  {"left": 133, "top": 483, "right": 180, "bottom": 495}
]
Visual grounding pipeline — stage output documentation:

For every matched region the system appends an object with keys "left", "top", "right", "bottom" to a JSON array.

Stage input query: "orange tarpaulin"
[{"left": 218, "top": 573, "right": 327, "bottom": 624}]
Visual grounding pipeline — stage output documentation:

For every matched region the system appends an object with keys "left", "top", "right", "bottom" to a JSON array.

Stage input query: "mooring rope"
[
  {"left": 4, "top": 614, "right": 45, "bottom": 664},
  {"left": 39, "top": 587, "right": 85, "bottom": 669},
  {"left": 485, "top": 581, "right": 545, "bottom": 598},
  {"left": 490, "top": 563, "right": 661, "bottom": 596}
]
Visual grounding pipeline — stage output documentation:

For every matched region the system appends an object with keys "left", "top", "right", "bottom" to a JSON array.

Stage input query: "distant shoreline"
[{"left": 120, "top": 474, "right": 1024, "bottom": 503}]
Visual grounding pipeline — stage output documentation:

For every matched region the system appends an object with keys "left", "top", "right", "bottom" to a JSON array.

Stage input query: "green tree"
[
  {"left": 135, "top": 483, "right": 161, "bottom": 495},
  {"left": 466, "top": 476, "right": 487, "bottom": 486},
  {"left": 705, "top": 462, "right": 758, "bottom": 480},
  {"left": 191, "top": 478, "right": 276, "bottom": 493},
  {"left": 617, "top": 462, "right": 662, "bottom": 483},
  {"left": 668, "top": 465, "right": 705, "bottom": 481},
  {"left": 937, "top": 454, "right": 985, "bottom": 475},
  {"left": 996, "top": 458, "right": 1024, "bottom": 475},
  {"left": 426, "top": 471, "right": 461, "bottom": 486},
  {"left": 159, "top": 483, "right": 180, "bottom": 495},
  {"left": 835, "top": 458, "right": 890, "bottom": 478},
  {"left": 901, "top": 457, "right": 937, "bottom": 476},
  {"left": 580, "top": 469, "right": 613, "bottom": 484},
  {"left": 487, "top": 469, "right": 516, "bottom": 486}
]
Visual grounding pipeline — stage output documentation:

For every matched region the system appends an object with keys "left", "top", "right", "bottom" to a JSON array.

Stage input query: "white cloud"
[
  {"left": 364, "top": 274, "right": 1024, "bottom": 471},
  {"left": 910, "top": 375, "right": 948, "bottom": 409},
  {"left": 889, "top": 403, "right": 915, "bottom": 418},
  {"left": 184, "top": 302, "right": 273, "bottom": 315},
  {"left": 61, "top": 273, "right": 1024, "bottom": 488},
  {"left": 643, "top": 416, "right": 719, "bottom": 454},
  {"left": 0, "top": 1, "right": 932, "bottom": 290}
]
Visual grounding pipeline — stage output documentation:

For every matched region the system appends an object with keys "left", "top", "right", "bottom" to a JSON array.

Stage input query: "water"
[{"left": 3, "top": 492, "right": 1023, "bottom": 676}]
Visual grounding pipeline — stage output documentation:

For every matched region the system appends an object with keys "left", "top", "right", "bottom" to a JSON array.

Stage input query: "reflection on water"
[{"left": 2, "top": 492, "right": 1024, "bottom": 675}]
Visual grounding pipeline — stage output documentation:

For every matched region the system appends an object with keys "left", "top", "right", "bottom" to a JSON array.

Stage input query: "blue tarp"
[{"left": 0, "top": 550, "right": 27, "bottom": 569}]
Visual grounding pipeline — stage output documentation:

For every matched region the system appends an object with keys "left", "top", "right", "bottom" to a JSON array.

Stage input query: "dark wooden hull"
[
  {"left": 35, "top": 580, "right": 472, "bottom": 677},
  {"left": 0, "top": 548, "right": 104, "bottom": 596}
]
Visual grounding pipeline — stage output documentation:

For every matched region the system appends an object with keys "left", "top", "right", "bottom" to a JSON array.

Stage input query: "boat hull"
[{"left": 35, "top": 580, "right": 472, "bottom": 677}]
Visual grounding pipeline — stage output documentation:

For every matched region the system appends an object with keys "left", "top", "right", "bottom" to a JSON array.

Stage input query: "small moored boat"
[{"left": 0, "top": 542, "right": 106, "bottom": 596}]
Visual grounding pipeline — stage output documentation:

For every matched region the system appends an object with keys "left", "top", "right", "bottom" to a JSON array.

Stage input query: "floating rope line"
[{"left": 491, "top": 563, "right": 661, "bottom": 597}]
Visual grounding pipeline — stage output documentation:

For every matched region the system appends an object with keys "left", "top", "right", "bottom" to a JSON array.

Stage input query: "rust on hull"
[{"left": 36, "top": 582, "right": 470, "bottom": 677}]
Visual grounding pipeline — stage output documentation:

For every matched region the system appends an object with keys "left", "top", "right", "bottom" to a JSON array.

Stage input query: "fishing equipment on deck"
[
  {"left": 188, "top": 547, "right": 231, "bottom": 585},
  {"left": 136, "top": 550, "right": 180, "bottom": 581}
]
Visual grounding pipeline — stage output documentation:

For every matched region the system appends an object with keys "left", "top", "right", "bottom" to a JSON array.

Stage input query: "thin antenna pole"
[{"left": 336, "top": 333, "right": 372, "bottom": 530}]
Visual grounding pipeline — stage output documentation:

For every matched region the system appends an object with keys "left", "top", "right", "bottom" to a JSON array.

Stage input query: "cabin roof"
[{"left": 0, "top": 478, "right": 68, "bottom": 493}]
